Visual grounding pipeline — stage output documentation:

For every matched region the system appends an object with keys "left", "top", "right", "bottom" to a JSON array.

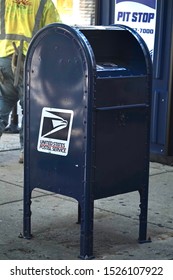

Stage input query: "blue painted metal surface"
[
  {"left": 23, "top": 23, "right": 152, "bottom": 259},
  {"left": 105, "top": 0, "right": 173, "bottom": 158},
  {"left": 151, "top": 0, "right": 173, "bottom": 157}
]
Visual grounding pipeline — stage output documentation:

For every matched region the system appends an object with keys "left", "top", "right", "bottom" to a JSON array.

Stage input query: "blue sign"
[{"left": 116, "top": 0, "right": 156, "bottom": 9}]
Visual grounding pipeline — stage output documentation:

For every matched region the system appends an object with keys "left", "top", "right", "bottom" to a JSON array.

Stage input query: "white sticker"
[{"left": 37, "top": 107, "right": 74, "bottom": 156}]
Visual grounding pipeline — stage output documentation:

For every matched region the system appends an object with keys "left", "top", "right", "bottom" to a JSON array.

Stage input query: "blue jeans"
[{"left": 0, "top": 56, "right": 24, "bottom": 149}]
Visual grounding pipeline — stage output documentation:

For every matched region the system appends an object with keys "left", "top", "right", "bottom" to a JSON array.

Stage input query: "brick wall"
[{"left": 79, "top": 0, "right": 96, "bottom": 25}]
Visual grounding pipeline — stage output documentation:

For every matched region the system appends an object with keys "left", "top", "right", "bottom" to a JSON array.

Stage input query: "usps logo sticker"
[{"left": 37, "top": 107, "right": 74, "bottom": 156}]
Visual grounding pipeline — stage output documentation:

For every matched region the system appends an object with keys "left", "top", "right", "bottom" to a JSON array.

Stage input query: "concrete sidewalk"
[{"left": 0, "top": 133, "right": 173, "bottom": 260}]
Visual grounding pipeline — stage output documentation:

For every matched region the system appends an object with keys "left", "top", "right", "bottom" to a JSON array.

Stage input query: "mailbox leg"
[
  {"left": 77, "top": 203, "right": 81, "bottom": 224},
  {"left": 23, "top": 189, "right": 32, "bottom": 239},
  {"left": 138, "top": 187, "right": 151, "bottom": 243},
  {"left": 79, "top": 199, "right": 94, "bottom": 259}
]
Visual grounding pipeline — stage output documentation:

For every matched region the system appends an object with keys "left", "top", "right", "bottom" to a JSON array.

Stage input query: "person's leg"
[
  {"left": 0, "top": 57, "right": 19, "bottom": 136},
  {"left": 0, "top": 94, "right": 12, "bottom": 136},
  {"left": 18, "top": 116, "right": 24, "bottom": 163},
  {"left": 17, "top": 67, "right": 24, "bottom": 163},
  {"left": 0, "top": 55, "right": 25, "bottom": 163},
  {"left": 5, "top": 104, "right": 19, "bottom": 133}
]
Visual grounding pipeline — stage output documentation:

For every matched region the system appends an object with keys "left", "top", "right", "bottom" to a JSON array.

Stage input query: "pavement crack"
[
  {"left": 94, "top": 206, "right": 173, "bottom": 230},
  {"left": 0, "top": 199, "right": 23, "bottom": 206},
  {"left": 150, "top": 171, "right": 169, "bottom": 177},
  {"left": 0, "top": 179, "right": 22, "bottom": 188},
  {"left": 0, "top": 148, "right": 20, "bottom": 152}
]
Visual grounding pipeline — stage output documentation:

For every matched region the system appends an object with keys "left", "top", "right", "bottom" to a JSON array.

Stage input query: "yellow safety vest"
[{"left": 0, "top": 0, "right": 61, "bottom": 57}]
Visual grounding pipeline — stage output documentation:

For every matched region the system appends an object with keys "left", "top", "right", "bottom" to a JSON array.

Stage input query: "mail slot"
[{"left": 23, "top": 23, "right": 152, "bottom": 259}]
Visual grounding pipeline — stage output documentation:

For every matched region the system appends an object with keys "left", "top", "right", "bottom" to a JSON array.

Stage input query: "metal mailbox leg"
[
  {"left": 138, "top": 186, "right": 151, "bottom": 243},
  {"left": 77, "top": 203, "right": 81, "bottom": 224},
  {"left": 79, "top": 199, "right": 94, "bottom": 259},
  {"left": 23, "top": 189, "right": 32, "bottom": 239}
]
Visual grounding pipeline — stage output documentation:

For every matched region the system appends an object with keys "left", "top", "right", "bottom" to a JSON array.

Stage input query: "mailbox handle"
[{"left": 96, "top": 104, "right": 149, "bottom": 111}]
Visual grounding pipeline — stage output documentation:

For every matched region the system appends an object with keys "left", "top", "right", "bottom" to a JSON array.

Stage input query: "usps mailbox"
[{"left": 23, "top": 23, "right": 152, "bottom": 259}]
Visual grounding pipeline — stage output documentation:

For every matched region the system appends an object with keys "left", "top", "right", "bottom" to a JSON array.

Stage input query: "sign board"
[{"left": 114, "top": 0, "right": 157, "bottom": 59}]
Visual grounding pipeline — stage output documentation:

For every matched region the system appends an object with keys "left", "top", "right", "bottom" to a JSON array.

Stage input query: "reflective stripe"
[
  {"left": 33, "top": 0, "right": 47, "bottom": 36},
  {"left": 0, "top": 0, "right": 47, "bottom": 41},
  {"left": 0, "top": 33, "right": 31, "bottom": 42},
  {"left": 0, "top": 0, "right": 5, "bottom": 35}
]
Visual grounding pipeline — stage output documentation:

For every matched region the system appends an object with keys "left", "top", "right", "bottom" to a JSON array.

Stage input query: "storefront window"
[{"left": 52, "top": 0, "right": 95, "bottom": 25}]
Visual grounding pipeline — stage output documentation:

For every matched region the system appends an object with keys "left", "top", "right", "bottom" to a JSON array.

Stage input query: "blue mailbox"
[{"left": 23, "top": 23, "right": 152, "bottom": 259}]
